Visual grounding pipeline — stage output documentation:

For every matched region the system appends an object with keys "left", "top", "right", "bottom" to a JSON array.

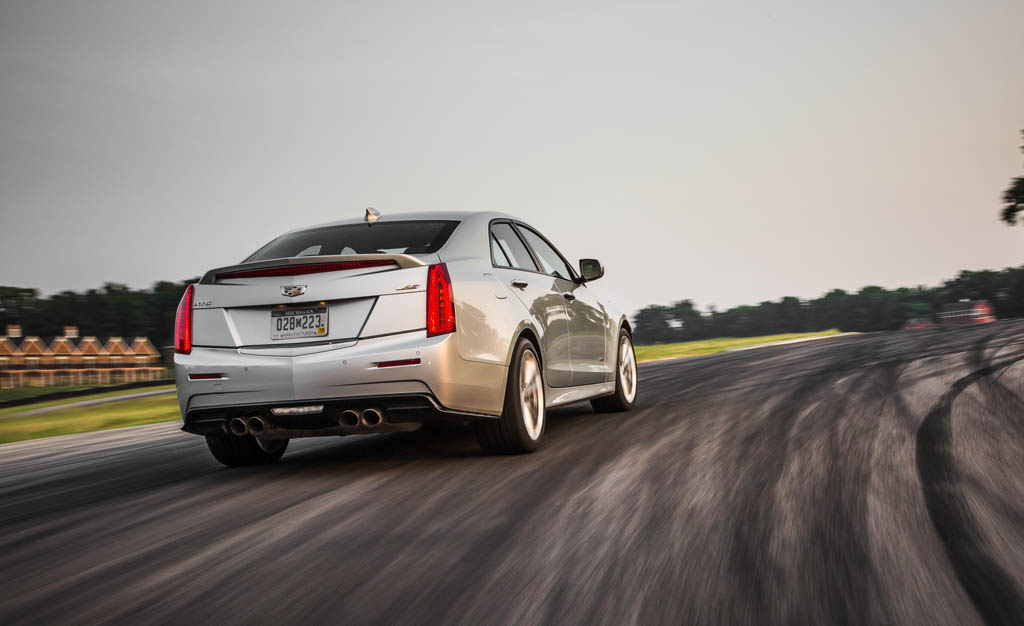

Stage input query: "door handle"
[
  {"left": 563, "top": 293, "right": 576, "bottom": 301},
  {"left": 511, "top": 280, "right": 528, "bottom": 289}
]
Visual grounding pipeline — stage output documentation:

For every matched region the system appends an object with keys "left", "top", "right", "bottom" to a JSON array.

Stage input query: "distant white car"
[{"left": 174, "top": 210, "right": 637, "bottom": 465}]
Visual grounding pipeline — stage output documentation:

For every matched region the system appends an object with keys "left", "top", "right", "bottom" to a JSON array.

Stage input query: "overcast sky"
[{"left": 1, "top": 0, "right": 1022, "bottom": 316}]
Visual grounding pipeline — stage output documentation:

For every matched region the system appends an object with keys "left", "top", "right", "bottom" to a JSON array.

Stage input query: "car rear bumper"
[
  {"left": 181, "top": 393, "right": 494, "bottom": 438},
  {"left": 174, "top": 331, "right": 507, "bottom": 435}
]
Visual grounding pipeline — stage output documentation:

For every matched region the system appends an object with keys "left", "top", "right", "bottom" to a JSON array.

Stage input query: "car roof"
[{"left": 291, "top": 210, "right": 517, "bottom": 233}]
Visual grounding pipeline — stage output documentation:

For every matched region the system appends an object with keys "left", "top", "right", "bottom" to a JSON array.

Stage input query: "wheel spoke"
[
  {"left": 618, "top": 336, "right": 637, "bottom": 403},
  {"left": 519, "top": 350, "right": 544, "bottom": 440}
]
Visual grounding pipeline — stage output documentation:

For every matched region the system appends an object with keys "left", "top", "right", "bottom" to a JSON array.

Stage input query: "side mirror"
[{"left": 578, "top": 258, "right": 604, "bottom": 283}]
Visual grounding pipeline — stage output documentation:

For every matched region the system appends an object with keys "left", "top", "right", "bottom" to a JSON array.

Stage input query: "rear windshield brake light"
[{"left": 216, "top": 260, "right": 396, "bottom": 281}]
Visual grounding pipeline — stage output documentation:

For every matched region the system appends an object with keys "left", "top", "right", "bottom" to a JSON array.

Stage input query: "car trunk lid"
[{"left": 190, "top": 254, "right": 432, "bottom": 348}]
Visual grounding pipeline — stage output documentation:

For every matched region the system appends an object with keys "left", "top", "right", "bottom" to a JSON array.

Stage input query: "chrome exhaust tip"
[
  {"left": 247, "top": 416, "right": 265, "bottom": 435},
  {"left": 228, "top": 417, "right": 248, "bottom": 436},
  {"left": 360, "top": 408, "right": 383, "bottom": 427},
  {"left": 339, "top": 409, "right": 360, "bottom": 427}
]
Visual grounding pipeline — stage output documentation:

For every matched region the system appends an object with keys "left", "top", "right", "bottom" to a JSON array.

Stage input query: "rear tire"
[
  {"left": 591, "top": 328, "right": 637, "bottom": 413},
  {"left": 205, "top": 434, "right": 288, "bottom": 466},
  {"left": 475, "top": 337, "right": 545, "bottom": 454}
]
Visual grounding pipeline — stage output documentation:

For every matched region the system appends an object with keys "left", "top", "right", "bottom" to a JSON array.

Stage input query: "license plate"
[{"left": 271, "top": 306, "right": 328, "bottom": 340}]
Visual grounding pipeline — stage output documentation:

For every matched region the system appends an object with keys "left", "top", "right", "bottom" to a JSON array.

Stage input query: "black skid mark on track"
[
  {"left": 726, "top": 339, "right": 875, "bottom": 624},
  {"left": 815, "top": 360, "right": 904, "bottom": 625},
  {"left": 915, "top": 352, "right": 1024, "bottom": 626},
  {"left": 966, "top": 326, "right": 1024, "bottom": 421}
]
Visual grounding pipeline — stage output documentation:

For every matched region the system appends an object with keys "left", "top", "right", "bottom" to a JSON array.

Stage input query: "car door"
[
  {"left": 513, "top": 224, "right": 609, "bottom": 386},
  {"left": 489, "top": 222, "right": 573, "bottom": 387}
]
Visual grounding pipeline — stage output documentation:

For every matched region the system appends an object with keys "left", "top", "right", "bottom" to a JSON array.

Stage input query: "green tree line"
[
  {"left": 0, "top": 281, "right": 196, "bottom": 351},
  {"left": 633, "top": 267, "right": 1024, "bottom": 345},
  {"left": 1002, "top": 129, "right": 1024, "bottom": 225}
]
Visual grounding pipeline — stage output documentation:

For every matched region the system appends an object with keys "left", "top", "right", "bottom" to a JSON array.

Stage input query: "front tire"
[
  {"left": 591, "top": 328, "right": 637, "bottom": 413},
  {"left": 205, "top": 434, "right": 288, "bottom": 466},
  {"left": 475, "top": 337, "right": 546, "bottom": 454}
]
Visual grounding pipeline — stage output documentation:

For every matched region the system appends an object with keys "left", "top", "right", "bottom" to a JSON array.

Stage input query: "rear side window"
[
  {"left": 246, "top": 221, "right": 459, "bottom": 262},
  {"left": 490, "top": 223, "right": 538, "bottom": 271},
  {"left": 491, "top": 236, "right": 511, "bottom": 267},
  {"left": 516, "top": 226, "right": 573, "bottom": 281}
]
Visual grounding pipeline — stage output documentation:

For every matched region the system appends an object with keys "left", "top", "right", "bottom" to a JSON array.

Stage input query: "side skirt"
[{"left": 545, "top": 381, "right": 616, "bottom": 408}]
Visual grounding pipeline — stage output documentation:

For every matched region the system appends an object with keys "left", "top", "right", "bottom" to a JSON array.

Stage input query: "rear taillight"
[
  {"left": 426, "top": 263, "right": 456, "bottom": 337},
  {"left": 174, "top": 284, "right": 195, "bottom": 354},
  {"left": 216, "top": 260, "right": 396, "bottom": 281}
]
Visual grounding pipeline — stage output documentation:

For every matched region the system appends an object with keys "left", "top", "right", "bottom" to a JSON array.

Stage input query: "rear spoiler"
[{"left": 200, "top": 254, "right": 427, "bottom": 284}]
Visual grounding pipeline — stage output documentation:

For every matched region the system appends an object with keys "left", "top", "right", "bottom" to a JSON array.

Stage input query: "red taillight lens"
[
  {"left": 174, "top": 284, "right": 195, "bottom": 354},
  {"left": 426, "top": 263, "right": 456, "bottom": 337},
  {"left": 216, "top": 260, "right": 396, "bottom": 281}
]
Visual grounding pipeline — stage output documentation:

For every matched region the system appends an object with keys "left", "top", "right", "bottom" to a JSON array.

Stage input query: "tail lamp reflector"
[
  {"left": 216, "top": 260, "right": 396, "bottom": 280},
  {"left": 377, "top": 358, "right": 421, "bottom": 368},
  {"left": 174, "top": 284, "right": 195, "bottom": 355},
  {"left": 426, "top": 263, "right": 456, "bottom": 337}
]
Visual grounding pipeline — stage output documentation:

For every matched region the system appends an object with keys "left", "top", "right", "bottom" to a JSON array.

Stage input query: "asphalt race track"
[{"left": 2, "top": 321, "right": 1024, "bottom": 625}]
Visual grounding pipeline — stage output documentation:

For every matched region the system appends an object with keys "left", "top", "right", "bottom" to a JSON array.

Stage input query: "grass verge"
[
  {"left": 0, "top": 385, "right": 176, "bottom": 418},
  {"left": 634, "top": 329, "right": 841, "bottom": 363},
  {"left": 0, "top": 388, "right": 180, "bottom": 444}
]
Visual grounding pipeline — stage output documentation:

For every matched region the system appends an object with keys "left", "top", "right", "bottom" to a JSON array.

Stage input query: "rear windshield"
[{"left": 245, "top": 221, "right": 459, "bottom": 262}]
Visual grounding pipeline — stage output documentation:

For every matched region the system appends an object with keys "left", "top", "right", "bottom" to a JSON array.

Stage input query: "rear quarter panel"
[
  {"left": 440, "top": 214, "right": 537, "bottom": 369},
  {"left": 445, "top": 257, "right": 530, "bottom": 367}
]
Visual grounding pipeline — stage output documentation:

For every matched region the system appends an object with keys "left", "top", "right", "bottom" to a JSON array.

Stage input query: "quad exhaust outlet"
[
  {"left": 360, "top": 408, "right": 383, "bottom": 427},
  {"left": 228, "top": 416, "right": 267, "bottom": 436},
  {"left": 228, "top": 406, "right": 409, "bottom": 438},
  {"left": 228, "top": 417, "right": 248, "bottom": 436},
  {"left": 339, "top": 409, "right": 360, "bottom": 427}
]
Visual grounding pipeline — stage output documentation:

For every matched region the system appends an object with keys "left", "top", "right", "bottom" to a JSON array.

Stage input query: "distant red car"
[{"left": 938, "top": 300, "right": 996, "bottom": 325}]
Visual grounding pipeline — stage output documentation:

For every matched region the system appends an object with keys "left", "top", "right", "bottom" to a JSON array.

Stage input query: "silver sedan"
[{"left": 173, "top": 210, "right": 637, "bottom": 465}]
